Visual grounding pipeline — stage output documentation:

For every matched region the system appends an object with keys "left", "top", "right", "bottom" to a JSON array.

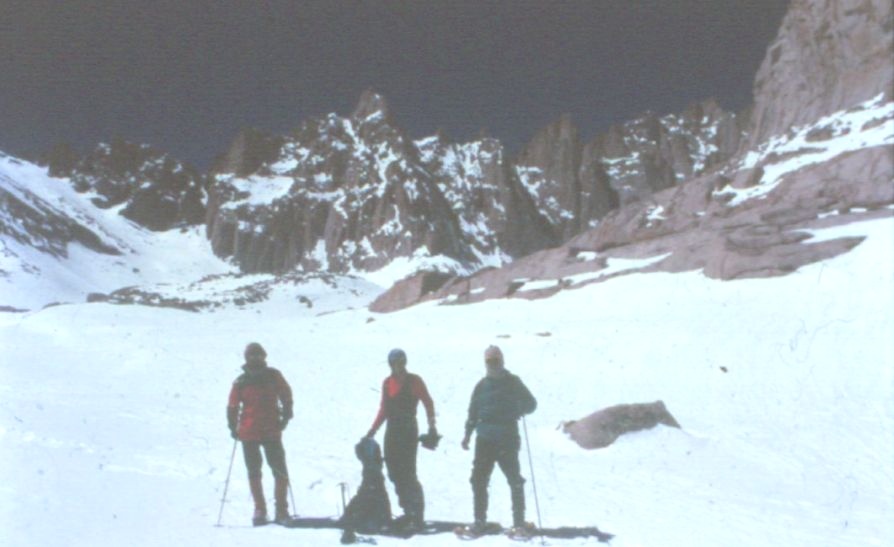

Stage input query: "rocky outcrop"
[
  {"left": 515, "top": 100, "right": 744, "bottom": 239},
  {"left": 417, "top": 134, "right": 558, "bottom": 261},
  {"left": 205, "top": 90, "right": 748, "bottom": 276},
  {"left": 373, "top": 104, "right": 893, "bottom": 311},
  {"left": 206, "top": 89, "right": 581, "bottom": 274},
  {"left": 209, "top": 128, "right": 286, "bottom": 177},
  {"left": 369, "top": 0, "right": 894, "bottom": 312},
  {"left": 562, "top": 401, "right": 681, "bottom": 450},
  {"left": 45, "top": 139, "right": 208, "bottom": 231},
  {"left": 206, "top": 91, "right": 476, "bottom": 273},
  {"left": 746, "top": 0, "right": 894, "bottom": 149}
]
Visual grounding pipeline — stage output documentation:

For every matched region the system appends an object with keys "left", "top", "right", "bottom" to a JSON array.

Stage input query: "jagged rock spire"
[{"left": 352, "top": 89, "right": 390, "bottom": 122}]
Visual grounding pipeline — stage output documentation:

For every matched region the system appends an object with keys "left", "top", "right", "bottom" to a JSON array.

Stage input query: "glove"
[
  {"left": 461, "top": 436, "right": 471, "bottom": 451},
  {"left": 229, "top": 427, "right": 238, "bottom": 440}
]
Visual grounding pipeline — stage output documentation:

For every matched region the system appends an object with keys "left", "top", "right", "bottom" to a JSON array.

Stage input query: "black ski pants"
[
  {"left": 470, "top": 435, "right": 525, "bottom": 526},
  {"left": 383, "top": 420, "right": 424, "bottom": 520},
  {"left": 242, "top": 440, "right": 289, "bottom": 479}
]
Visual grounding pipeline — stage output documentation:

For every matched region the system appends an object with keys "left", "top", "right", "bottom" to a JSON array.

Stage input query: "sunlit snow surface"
[
  {"left": 1, "top": 213, "right": 892, "bottom": 546},
  {"left": 0, "top": 156, "right": 235, "bottom": 309}
]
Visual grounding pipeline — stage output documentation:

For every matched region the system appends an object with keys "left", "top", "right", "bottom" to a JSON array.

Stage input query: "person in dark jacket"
[
  {"left": 365, "top": 348, "right": 437, "bottom": 531},
  {"left": 227, "top": 342, "right": 294, "bottom": 525},
  {"left": 461, "top": 345, "right": 537, "bottom": 533}
]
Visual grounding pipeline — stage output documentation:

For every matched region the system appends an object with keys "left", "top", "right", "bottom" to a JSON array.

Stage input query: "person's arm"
[
  {"left": 462, "top": 382, "right": 481, "bottom": 449},
  {"left": 514, "top": 376, "right": 537, "bottom": 416},
  {"left": 366, "top": 379, "right": 388, "bottom": 438},
  {"left": 276, "top": 370, "right": 294, "bottom": 429},
  {"left": 412, "top": 375, "right": 436, "bottom": 430},
  {"left": 227, "top": 383, "right": 240, "bottom": 439}
]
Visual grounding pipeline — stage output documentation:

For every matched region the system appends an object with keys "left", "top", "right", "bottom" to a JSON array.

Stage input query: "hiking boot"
[
  {"left": 251, "top": 508, "right": 268, "bottom": 526},
  {"left": 274, "top": 510, "right": 292, "bottom": 525},
  {"left": 455, "top": 520, "right": 489, "bottom": 539},
  {"left": 393, "top": 513, "right": 421, "bottom": 533},
  {"left": 249, "top": 476, "right": 267, "bottom": 526}
]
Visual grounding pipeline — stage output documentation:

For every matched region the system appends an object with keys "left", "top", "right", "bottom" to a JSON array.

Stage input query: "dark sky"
[{"left": 0, "top": 1, "right": 790, "bottom": 170}]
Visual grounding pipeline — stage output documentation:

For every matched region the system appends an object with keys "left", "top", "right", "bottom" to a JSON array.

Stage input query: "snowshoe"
[
  {"left": 454, "top": 521, "right": 502, "bottom": 539},
  {"left": 506, "top": 522, "right": 537, "bottom": 541},
  {"left": 390, "top": 514, "right": 425, "bottom": 537},
  {"left": 272, "top": 510, "right": 300, "bottom": 527}
]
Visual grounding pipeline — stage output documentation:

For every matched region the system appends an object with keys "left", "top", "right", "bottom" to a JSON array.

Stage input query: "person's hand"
[
  {"left": 229, "top": 427, "right": 238, "bottom": 440},
  {"left": 279, "top": 418, "right": 290, "bottom": 431},
  {"left": 461, "top": 436, "right": 470, "bottom": 451}
]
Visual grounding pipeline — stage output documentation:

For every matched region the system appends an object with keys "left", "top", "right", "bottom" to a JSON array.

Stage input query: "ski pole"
[
  {"left": 216, "top": 439, "right": 239, "bottom": 527},
  {"left": 288, "top": 480, "right": 297, "bottom": 517},
  {"left": 522, "top": 416, "right": 544, "bottom": 538},
  {"left": 339, "top": 482, "right": 348, "bottom": 516}
]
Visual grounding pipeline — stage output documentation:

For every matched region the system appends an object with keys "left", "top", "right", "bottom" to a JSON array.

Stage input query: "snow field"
[{"left": 1, "top": 216, "right": 892, "bottom": 546}]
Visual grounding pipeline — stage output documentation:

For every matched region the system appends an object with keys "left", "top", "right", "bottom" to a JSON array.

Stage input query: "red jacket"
[
  {"left": 228, "top": 365, "right": 293, "bottom": 442},
  {"left": 369, "top": 373, "right": 435, "bottom": 434}
]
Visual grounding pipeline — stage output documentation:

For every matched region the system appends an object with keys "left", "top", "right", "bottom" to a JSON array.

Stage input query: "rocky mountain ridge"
[
  {"left": 4, "top": 0, "right": 891, "bottom": 313},
  {"left": 206, "top": 90, "right": 749, "bottom": 274},
  {"left": 36, "top": 87, "right": 747, "bottom": 277},
  {"left": 370, "top": 0, "right": 894, "bottom": 311}
]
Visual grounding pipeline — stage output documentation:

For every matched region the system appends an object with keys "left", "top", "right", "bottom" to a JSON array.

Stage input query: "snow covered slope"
[
  {"left": 1, "top": 214, "right": 891, "bottom": 546},
  {"left": 0, "top": 153, "right": 234, "bottom": 310}
]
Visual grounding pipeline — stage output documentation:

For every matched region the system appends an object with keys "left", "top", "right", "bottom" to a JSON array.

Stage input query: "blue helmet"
[{"left": 388, "top": 348, "right": 407, "bottom": 366}]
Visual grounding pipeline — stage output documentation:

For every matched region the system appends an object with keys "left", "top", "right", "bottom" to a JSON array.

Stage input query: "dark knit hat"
[{"left": 244, "top": 342, "right": 267, "bottom": 360}]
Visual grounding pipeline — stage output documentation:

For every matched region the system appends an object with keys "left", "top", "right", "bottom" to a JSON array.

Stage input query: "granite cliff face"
[
  {"left": 515, "top": 99, "right": 744, "bottom": 240},
  {"left": 205, "top": 91, "right": 476, "bottom": 273},
  {"left": 370, "top": 0, "right": 894, "bottom": 312},
  {"left": 746, "top": 0, "right": 893, "bottom": 149},
  {"left": 202, "top": 90, "right": 744, "bottom": 275},
  {"left": 42, "top": 139, "right": 207, "bottom": 231}
]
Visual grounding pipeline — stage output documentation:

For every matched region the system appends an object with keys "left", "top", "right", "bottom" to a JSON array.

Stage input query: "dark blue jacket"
[{"left": 464, "top": 369, "right": 537, "bottom": 445}]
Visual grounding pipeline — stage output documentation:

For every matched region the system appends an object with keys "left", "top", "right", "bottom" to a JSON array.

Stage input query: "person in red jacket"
[
  {"left": 365, "top": 348, "right": 437, "bottom": 532},
  {"left": 227, "top": 342, "right": 294, "bottom": 526}
]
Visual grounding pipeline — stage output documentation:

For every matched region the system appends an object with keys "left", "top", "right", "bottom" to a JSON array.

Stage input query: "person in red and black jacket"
[
  {"left": 227, "top": 342, "right": 294, "bottom": 526},
  {"left": 365, "top": 348, "right": 437, "bottom": 532}
]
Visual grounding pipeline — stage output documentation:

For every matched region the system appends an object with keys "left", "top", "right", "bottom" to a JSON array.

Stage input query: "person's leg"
[
  {"left": 470, "top": 437, "right": 498, "bottom": 526},
  {"left": 263, "top": 441, "right": 290, "bottom": 520},
  {"left": 242, "top": 442, "right": 267, "bottom": 522},
  {"left": 384, "top": 423, "right": 420, "bottom": 520},
  {"left": 496, "top": 442, "right": 526, "bottom": 527}
]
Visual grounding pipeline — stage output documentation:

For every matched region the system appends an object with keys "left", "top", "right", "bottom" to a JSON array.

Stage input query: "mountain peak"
[{"left": 352, "top": 89, "right": 390, "bottom": 122}]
